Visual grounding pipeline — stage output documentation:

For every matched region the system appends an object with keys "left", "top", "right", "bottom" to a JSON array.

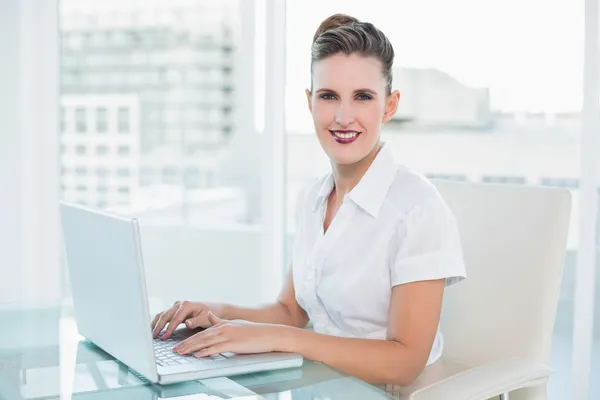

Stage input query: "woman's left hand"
[{"left": 172, "top": 312, "right": 287, "bottom": 358}]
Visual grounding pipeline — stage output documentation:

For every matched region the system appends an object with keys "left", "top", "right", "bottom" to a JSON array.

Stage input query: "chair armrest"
[{"left": 400, "top": 357, "right": 552, "bottom": 400}]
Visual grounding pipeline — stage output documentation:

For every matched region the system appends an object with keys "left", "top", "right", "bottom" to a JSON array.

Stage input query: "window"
[
  {"left": 482, "top": 176, "right": 526, "bottom": 185},
  {"left": 75, "top": 145, "right": 86, "bottom": 155},
  {"left": 540, "top": 177, "right": 579, "bottom": 189},
  {"left": 118, "top": 106, "right": 130, "bottom": 133},
  {"left": 75, "top": 107, "right": 87, "bottom": 133},
  {"left": 425, "top": 173, "right": 467, "bottom": 182},
  {"left": 96, "top": 168, "right": 109, "bottom": 178},
  {"left": 140, "top": 167, "right": 161, "bottom": 185},
  {"left": 162, "top": 166, "right": 179, "bottom": 184},
  {"left": 117, "top": 186, "right": 130, "bottom": 194},
  {"left": 163, "top": 166, "right": 178, "bottom": 176},
  {"left": 96, "top": 107, "right": 108, "bottom": 133},
  {"left": 184, "top": 167, "right": 201, "bottom": 189},
  {"left": 96, "top": 145, "right": 109, "bottom": 156},
  {"left": 117, "top": 146, "right": 130, "bottom": 156},
  {"left": 75, "top": 167, "right": 87, "bottom": 176},
  {"left": 117, "top": 168, "right": 130, "bottom": 177}
]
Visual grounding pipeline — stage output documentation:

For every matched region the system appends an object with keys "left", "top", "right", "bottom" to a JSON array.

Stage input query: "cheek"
[
  {"left": 311, "top": 103, "right": 334, "bottom": 127},
  {"left": 357, "top": 104, "right": 385, "bottom": 128}
]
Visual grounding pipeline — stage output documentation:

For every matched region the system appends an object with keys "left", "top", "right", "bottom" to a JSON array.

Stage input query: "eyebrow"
[{"left": 315, "top": 88, "right": 378, "bottom": 96}]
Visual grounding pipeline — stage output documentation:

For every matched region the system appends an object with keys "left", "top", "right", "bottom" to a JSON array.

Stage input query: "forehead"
[{"left": 312, "top": 53, "right": 385, "bottom": 91}]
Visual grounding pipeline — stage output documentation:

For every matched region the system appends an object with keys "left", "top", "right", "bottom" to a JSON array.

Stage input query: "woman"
[{"left": 151, "top": 13, "right": 466, "bottom": 387}]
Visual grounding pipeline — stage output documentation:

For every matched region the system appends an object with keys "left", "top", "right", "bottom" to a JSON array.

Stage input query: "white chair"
[{"left": 390, "top": 180, "right": 572, "bottom": 400}]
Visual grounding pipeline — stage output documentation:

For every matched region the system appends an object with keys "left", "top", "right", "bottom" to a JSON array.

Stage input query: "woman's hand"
[
  {"left": 172, "top": 313, "right": 288, "bottom": 358},
  {"left": 151, "top": 300, "right": 225, "bottom": 339}
]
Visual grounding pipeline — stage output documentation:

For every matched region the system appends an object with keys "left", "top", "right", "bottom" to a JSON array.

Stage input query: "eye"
[
  {"left": 356, "top": 93, "right": 373, "bottom": 101},
  {"left": 319, "top": 93, "right": 337, "bottom": 100}
]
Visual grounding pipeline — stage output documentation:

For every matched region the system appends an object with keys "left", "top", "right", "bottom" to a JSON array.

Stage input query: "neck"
[{"left": 331, "top": 143, "right": 382, "bottom": 201}]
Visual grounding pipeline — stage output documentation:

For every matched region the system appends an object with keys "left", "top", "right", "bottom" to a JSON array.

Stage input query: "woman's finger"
[
  {"left": 173, "top": 328, "right": 220, "bottom": 352},
  {"left": 185, "top": 310, "right": 210, "bottom": 329},
  {"left": 207, "top": 312, "right": 222, "bottom": 326},
  {"left": 194, "top": 342, "right": 229, "bottom": 358},
  {"left": 152, "top": 303, "right": 179, "bottom": 338},
  {"left": 173, "top": 326, "right": 216, "bottom": 348},
  {"left": 151, "top": 313, "right": 161, "bottom": 330},
  {"left": 162, "top": 303, "right": 197, "bottom": 340},
  {"left": 175, "top": 331, "right": 227, "bottom": 355}
]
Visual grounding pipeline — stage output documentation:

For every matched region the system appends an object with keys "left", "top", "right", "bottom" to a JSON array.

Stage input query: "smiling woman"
[
  {"left": 285, "top": 1, "right": 598, "bottom": 398},
  {"left": 152, "top": 12, "right": 466, "bottom": 388}
]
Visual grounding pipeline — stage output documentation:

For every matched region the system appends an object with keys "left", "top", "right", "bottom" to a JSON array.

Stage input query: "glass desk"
[{"left": 0, "top": 303, "right": 394, "bottom": 399}]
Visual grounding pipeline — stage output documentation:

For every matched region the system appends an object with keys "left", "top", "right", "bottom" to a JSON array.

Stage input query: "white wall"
[{"left": 0, "top": 0, "right": 62, "bottom": 305}]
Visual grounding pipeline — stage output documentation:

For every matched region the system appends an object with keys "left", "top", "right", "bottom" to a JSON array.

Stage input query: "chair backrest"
[{"left": 432, "top": 180, "right": 571, "bottom": 367}]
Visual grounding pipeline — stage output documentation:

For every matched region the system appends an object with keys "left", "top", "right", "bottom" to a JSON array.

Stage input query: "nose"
[{"left": 335, "top": 103, "right": 355, "bottom": 127}]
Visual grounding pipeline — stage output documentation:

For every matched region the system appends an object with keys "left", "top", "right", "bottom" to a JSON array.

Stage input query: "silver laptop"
[{"left": 59, "top": 201, "right": 303, "bottom": 385}]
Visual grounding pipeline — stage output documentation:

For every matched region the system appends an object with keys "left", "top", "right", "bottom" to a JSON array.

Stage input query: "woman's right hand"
[{"left": 151, "top": 300, "right": 225, "bottom": 340}]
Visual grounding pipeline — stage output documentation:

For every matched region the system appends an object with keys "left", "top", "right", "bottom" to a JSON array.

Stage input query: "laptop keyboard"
[
  {"left": 153, "top": 339, "right": 192, "bottom": 366},
  {"left": 153, "top": 331, "right": 229, "bottom": 366}
]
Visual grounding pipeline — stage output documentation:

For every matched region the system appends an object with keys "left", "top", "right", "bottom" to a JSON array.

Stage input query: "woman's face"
[{"left": 306, "top": 53, "right": 400, "bottom": 166}]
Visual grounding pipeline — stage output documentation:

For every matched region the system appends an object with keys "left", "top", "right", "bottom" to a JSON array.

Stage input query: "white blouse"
[{"left": 292, "top": 143, "right": 467, "bottom": 366}]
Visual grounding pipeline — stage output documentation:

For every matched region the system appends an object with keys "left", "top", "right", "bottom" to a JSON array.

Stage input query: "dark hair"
[{"left": 311, "top": 13, "right": 395, "bottom": 94}]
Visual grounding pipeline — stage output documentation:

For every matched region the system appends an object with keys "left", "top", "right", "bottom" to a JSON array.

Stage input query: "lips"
[{"left": 329, "top": 130, "right": 361, "bottom": 144}]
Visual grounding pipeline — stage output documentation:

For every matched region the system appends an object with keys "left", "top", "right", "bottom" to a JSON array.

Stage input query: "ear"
[
  {"left": 382, "top": 90, "right": 400, "bottom": 123},
  {"left": 305, "top": 89, "right": 313, "bottom": 114}
]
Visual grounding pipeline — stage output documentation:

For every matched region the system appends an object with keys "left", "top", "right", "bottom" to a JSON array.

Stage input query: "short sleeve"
[{"left": 390, "top": 195, "right": 467, "bottom": 287}]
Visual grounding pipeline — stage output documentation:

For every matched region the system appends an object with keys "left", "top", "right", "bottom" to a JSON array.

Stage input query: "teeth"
[{"left": 333, "top": 131, "right": 358, "bottom": 139}]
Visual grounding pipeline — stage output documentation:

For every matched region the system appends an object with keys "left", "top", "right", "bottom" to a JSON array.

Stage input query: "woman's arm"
[
  {"left": 154, "top": 269, "right": 308, "bottom": 339},
  {"left": 280, "top": 279, "right": 445, "bottom": 386},
  {"left": 173, "top": 277, "right": 444, "bottom": 386},
  {"left": 222, "top": 269, "right": 309, "bottom": 328}
]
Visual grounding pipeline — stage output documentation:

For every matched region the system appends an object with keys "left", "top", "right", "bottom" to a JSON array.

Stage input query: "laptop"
[{"left": 59, "top": 201, "right": 303, "bottom": 385}]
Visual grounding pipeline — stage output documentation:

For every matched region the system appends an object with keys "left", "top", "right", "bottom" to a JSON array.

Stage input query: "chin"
[{"left": 326, "top": 146, "right": 370, "bottom": 166}]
